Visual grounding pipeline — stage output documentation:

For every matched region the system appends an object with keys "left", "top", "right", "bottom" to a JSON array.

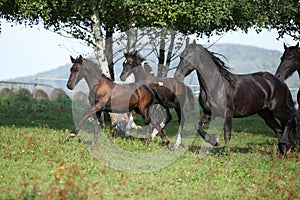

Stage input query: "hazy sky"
[{"left": 0, "top": 20, "right": 296, "bottom": 80}]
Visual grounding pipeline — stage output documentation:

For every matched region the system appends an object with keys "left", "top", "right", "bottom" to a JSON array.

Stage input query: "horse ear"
[
  {"left": 124, "top": 52, "right": 128, "bottom": 58},
  {"left": 79, "top": 55, "right": 84, "bottom": 64},
  {"left": 284, "top": 43, "right": 288, "bottom": 50},
  {"left": 70, "top": 55, "right": 76, "bottom": 63},
  {"left": 296, "top": 42, "right": 299, "bottom": 48},
  {"left": 134, "top": 50, "right": 138, "bottom": 58}
]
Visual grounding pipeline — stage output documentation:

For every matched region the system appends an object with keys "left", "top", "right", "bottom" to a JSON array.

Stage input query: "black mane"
[{"left": 203, "top": 47, "right": 234, "bottom": 83}]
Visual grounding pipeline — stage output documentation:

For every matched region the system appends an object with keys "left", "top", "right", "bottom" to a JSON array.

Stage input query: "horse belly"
[
  {"left": 110, "top": 92, "right": 136, "bottom": 113},
  {"left": 233, "top": 93, "right": 266, "bottom": 117}
]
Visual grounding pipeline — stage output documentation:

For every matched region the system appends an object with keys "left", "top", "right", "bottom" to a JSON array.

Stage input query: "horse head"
[
  {"left": 120, "top": 50, "right": 145, "bottom": 81},
  {"left": 276, "top": 42, "right": 300, "bottom": 80},
  {"left": 174, "top": 40, "right": 199, "bottom": 82},
  {"left": 67, "top": 55, "right": 85, "bottom": 90}
]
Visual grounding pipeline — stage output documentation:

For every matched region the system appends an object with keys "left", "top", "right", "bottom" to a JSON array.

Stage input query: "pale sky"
[{"left": 0, "top": 20, "right": 296, "bottom": 80}]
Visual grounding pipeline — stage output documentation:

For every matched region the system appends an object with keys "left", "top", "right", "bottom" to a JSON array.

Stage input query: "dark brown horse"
[
  {"left": 120, "top": 51, "right": 196, "bottom": 150},
  {"left": 174, "top": 41, "right": 299, "bottom": 154},
  {"left": 275, "top": 42, "right": 300, "bottom": 108},
  {"left": 67, "top": 55, "right": 175, "bottom": 145}
]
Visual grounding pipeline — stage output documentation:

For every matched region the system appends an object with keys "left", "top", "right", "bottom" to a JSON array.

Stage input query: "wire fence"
[{"left": 0, "top": 80, "right": 299, "bottom": 105}]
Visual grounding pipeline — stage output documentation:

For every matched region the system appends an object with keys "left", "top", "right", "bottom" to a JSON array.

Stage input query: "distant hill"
[
  {"left": 210, "top": 44, "right": 281, "bottom": 73},
  {"left": 8, "top": 43, "right": 299, "bottom": 90}
]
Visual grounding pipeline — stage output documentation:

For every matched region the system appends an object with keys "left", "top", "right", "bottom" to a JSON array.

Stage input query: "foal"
[{"left": 67, "top": 55, "right": 175, "bottom": 145}]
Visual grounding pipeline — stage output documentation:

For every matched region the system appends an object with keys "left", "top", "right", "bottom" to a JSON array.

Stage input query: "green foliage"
[
  {"left": 0, "top": 0, "right": 299, "bottom": 41},
  {"left": 0, "top": 93, "right": 73, "bottom": 129}
]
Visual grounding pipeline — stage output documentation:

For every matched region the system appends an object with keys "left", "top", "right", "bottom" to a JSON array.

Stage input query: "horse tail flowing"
[{"left": 185, "top": 85, "right": 196, "bottom": 109}]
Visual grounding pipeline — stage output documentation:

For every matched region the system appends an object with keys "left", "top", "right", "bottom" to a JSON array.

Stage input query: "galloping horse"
[
  {"left": 174, "top": 41, "right": 299, "bottom": 154},
  {"left": 67, "top": 55, "right": 175, "bottom": 145},
  {"left": 120, "top": 51, "right": 196, "bottom": 150},
  {"left": 275, "top": 42, "right": 300, "bottom": 108}
]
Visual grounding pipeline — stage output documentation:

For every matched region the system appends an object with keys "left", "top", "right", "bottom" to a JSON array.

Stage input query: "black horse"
[
  {"left": 174, "top": 41, "right": 299, "bottom": 154},
  {"left": 275, "top": 42, "right": 300, "bottom": 108}
]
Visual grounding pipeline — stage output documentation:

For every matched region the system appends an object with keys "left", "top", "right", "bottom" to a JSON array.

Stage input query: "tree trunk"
[
  {"left": 165, "top": 30, "right": 176, "bottom": 77},
  {"left": 91, "top": 10, "right": 110, "bottom": 78},
  {"left": 91, "top": 9, "right": 111, "bottom": 122},
  {"left": 126, "top": 28, "right": 137, "bottom": 52},
  {"left": 157, "top": 28, "right": 167, "bottom": 77},
  {"left": 105, "top": 29, "right": 114, "bottom": 81}
]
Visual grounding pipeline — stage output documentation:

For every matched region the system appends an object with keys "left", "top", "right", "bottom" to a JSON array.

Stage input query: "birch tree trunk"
[
  {"left": 126, "top": 28, "right": 137, "bottom": 52},
  {"left": 91, "top": 10, "right": 110, "bottom": 78}
]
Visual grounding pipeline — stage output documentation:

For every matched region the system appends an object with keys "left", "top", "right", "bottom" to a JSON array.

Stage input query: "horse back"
[{"left": 232, "top": 71, "right": 291, "bottom": 116}]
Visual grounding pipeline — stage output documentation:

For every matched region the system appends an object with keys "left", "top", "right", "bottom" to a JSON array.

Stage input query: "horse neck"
[
  {"left": 133, "top": 67, "right": 154, "bottom": 82},
  {"left": 81, "top": 62, "right": 102, "bottom": 90},
  {"left": 194, "top": 50, "right": 231, "bottom": 92}
]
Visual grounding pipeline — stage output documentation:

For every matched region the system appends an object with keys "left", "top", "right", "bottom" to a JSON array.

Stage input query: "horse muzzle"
[{"left": 67, "top": 81, "right": 75, "bottom": 90}]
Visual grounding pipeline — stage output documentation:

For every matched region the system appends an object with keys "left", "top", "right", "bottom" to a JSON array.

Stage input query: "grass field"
[{"left": 0, "top": 94, "right": 299, "bottom": 199}]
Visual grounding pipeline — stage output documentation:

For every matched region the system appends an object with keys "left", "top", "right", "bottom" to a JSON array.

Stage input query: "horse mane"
[
  {"left": 202, "top": 46, "right": 234, "bottom": 82},
  {"left": 82, "top": 57, "right": 113, "bottom": 81}
]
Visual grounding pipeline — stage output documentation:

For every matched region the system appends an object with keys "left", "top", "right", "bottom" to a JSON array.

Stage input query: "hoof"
[
  {"left": 278, "top": 143, "right": 292, "bottom": 155},
  {"left": 205, "top": 134, "right": 219, "bottom": 146},
  {"left": 69, "top": 133, "right": 77, "bottom": 138}
]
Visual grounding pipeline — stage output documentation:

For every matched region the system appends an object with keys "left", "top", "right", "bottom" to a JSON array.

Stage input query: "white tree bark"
[
  {"left": 91, "top": 10, "right": 110, "bottom": 78},
  {"left": 91, "top": 9, "right": 140, "bottom": 136}
]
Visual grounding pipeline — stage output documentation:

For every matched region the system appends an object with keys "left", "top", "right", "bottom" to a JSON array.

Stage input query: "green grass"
[{"left": 0, "top": 94, "right": 300, "bottom": 199}]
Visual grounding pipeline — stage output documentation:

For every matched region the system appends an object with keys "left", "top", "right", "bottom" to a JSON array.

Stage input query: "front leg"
[
  {"left": 70, "top": 104, "right": 101, "bottom": 138},
  {"left": 223, "top": 108, "right": 233, "bottom": 146},
  {"left": 93, "top": 112, "right": 100, "bottom": 143},
  {"left": 195, "top": 113, "right": 219, "bottom": 146}
]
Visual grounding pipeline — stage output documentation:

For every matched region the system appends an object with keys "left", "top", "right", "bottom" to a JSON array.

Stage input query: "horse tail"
[
  {"left": 185, "top": 85, "right": 196, "bottom": 109},
  {"left": 148, "top": 84, "right": 177, "bottom": 108}
]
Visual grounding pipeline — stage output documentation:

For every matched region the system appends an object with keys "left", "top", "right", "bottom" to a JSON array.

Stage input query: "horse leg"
[
  {"left": 195, "top": 112, "right": 219, "bottom": 146},
  {"left": 140, "top": 106, "right": 153, "bottom": 146},
  {"left": 223, "top": 109, "right": 233, "bottom": 147},
  {"left": 92, "top": 113, "right": 100, "bottom": 143},
  {"left": 70, "top": 105, "right": 101, "bottom": 138},
  {"left": 272, "top": 107, "right": 297, "bottom": 154},
  {"left": 297, "top": 88, "right": 300, "bottom": 109},
  {"left": 258, "top": 109, "right": 283, "bottom": 141},
  {"left": 172, "top": 107, "right": 184, "bottom": 150}
]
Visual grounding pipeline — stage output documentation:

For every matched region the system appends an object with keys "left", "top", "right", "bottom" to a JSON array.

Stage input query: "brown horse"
[
  {"left": 67, "top": 55, "right": 175, "bottom": 145},
  {"left": 120, "top": 51, "right": 196, "bottom": 150},
  {"left": 275, "top": 42, "right": 300, "bottom": 108}
]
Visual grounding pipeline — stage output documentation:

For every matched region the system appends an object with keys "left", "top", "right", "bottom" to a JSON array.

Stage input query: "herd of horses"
[{"left": 67, "top": 41, "right": 300, "bottom": 155}]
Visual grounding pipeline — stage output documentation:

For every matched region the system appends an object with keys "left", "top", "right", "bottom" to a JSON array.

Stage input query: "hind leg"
[
  {"left": 258, "top": 109, "right": 283, "bottom": 140},
  {"left": 297, "top": 88, "right": 300, "bottom": 109},
  {"left": 259, "top": 108, "right": 295, "bottom": 154}
]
